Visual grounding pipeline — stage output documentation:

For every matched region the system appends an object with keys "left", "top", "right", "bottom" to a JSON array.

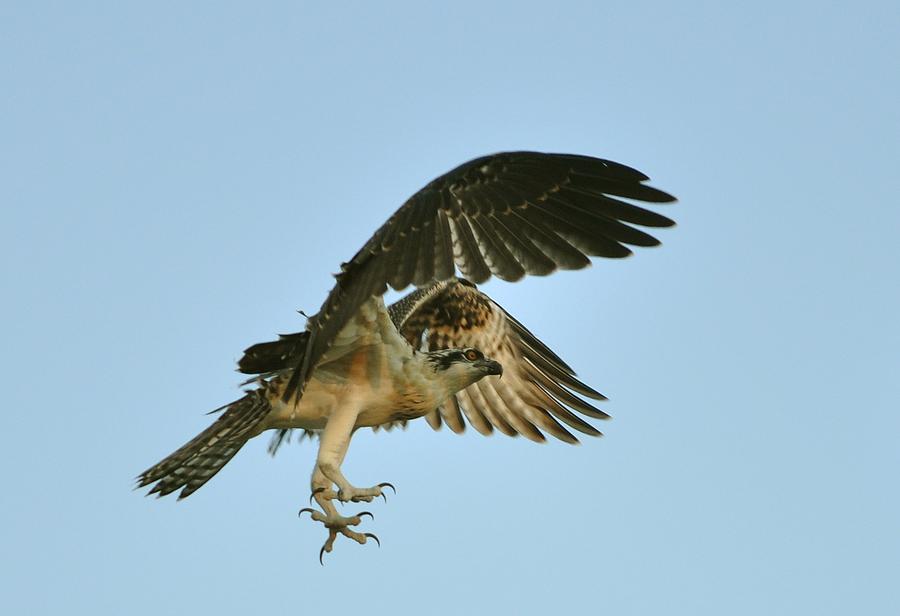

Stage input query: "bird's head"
[{"left": 425, "top": 347, "right": 503, "bottom": 394}]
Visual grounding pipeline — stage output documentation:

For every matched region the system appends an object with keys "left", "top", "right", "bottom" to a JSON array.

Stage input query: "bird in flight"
[{"left": 138, "top": 151, "right": 675, "bottom": 562}]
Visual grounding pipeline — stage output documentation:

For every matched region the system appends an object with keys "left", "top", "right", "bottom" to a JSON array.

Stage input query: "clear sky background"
[{"left": 2, "top": 2, "right": 898, "bottom": 614}]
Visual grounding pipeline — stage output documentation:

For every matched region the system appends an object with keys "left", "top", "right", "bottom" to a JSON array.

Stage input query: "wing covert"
[
  {"left": 284, "top": 151, "right": 674, "bottom": 401},
  {"left": 395, "top": 279, "right": 610, "bottom": 444}
]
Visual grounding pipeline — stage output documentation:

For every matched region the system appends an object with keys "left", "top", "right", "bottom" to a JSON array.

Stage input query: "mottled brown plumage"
[
  {"left": 395, "top": 279, "right": 609, "bottom": 442},
  {"left": 282, "top": 152, "right": 674, "bottom": 403},
  {"left": 138, "top": 151, "right": 675, "bottom": 559}
]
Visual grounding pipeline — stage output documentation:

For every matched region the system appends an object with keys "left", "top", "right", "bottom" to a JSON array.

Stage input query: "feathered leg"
[
  {"left": 314, "top": 404, "right": 394, "bottom": 502},
  {"left": 298, "top": 404, "right": 391, "bottom": 563}
]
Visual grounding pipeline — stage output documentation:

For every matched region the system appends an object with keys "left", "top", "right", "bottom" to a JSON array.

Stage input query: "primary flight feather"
[{"left": 137, "top": 151, "right": 675, "bottom": 562}]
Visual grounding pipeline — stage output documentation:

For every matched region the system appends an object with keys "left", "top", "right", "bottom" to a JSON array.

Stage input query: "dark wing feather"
[
  {"left": 238, "top": 332, "right": 309, "bottom": 378},
  {"left": 432, "top": 209, "right": 455, "bottom": 280},
  {"left": 283, "top": 151, "right": 674, "bottom": 401},
  {"left": 394, "top": 279, "right": 609, "bottom": 444}
]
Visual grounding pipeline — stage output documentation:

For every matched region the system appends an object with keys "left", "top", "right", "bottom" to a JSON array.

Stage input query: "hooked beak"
[{"left": 478, "top": 359, "right": 503, "bottom": 376}]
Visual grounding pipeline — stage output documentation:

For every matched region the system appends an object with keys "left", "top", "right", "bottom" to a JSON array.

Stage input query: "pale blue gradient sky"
[{"left": 2, "top": 2, "right": 898, "bottom": 614}]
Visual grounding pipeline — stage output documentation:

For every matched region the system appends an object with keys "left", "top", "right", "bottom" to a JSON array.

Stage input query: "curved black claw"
[
  {"left": 309, "top": 487, "right": 326, "bottom": 505},
  {"left": 357, "top": 511, "right": 374, "bottom": 521},
  {"left": 364, "top": 532, "right": 381, "bottom": 548},
  {"left": 319, "top": 545, "right": 327, "bottom": 566},
  {"left": 298, "top": 507, "right": 315, "bottom": 519},
  {"left": 377, "top": 482, "right": 396, "bottom": 502}
]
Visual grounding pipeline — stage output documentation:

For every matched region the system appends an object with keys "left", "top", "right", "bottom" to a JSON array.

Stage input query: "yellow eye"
[{"left": 465, "top": 350, "right": 479, "bottom": 361}]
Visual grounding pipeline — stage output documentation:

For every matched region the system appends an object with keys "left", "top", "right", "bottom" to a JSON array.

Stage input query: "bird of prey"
[{"left": 138, "top": 151, "right": 675, "bottom": 562}]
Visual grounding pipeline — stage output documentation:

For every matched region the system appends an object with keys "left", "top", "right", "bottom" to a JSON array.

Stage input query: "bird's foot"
[
  {"left": 310, "top": 482, "right": 396, "bottom": 503},
  {"left": 298, "top": 507, "right": 379, "bottom": 565},
  {"left": 337, "top": 481, "right": 396, "bottom": 503}
]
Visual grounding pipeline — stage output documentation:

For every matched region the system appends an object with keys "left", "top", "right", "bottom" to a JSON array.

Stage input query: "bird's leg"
[
  {"left": 297, "top": 405, "right": 388, "bottom": 562},
  {"left": 314, "top": 405, "right": 394, "bottom": 504},
  {"left": 309, "top": 465, "right": 341, "bottom": 517}
]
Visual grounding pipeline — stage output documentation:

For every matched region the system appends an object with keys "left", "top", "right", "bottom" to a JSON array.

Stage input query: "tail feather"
[{"left": 137, "top": 389, "right": 272, "bottom": 499}]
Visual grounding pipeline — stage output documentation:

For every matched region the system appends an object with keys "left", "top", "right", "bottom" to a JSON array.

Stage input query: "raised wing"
[
  {"left": 396, "top": 279, "right": 609, "bottom": 444},
  {"left": 284, "top": 151, "right": 675, "bottom": 401}
]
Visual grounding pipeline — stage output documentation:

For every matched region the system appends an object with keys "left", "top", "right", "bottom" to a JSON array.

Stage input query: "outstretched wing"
[
  {"left": 396, "top": 279, "right": 609, "bottom": 444},
  {"left": 284, "top": 151, "right": 675, "bottom": 401}
]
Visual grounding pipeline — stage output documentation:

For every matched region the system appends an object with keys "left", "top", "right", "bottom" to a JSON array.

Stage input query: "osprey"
[{"left": 138, "top": 151, "right": 675, "bottom": 562}]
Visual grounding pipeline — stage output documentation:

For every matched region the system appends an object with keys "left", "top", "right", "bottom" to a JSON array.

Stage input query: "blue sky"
[{"left": 2, "top": 2, "right": 898, "bottom": 614}]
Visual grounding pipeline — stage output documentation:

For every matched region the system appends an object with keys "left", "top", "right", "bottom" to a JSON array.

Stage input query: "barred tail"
[{"left": 137, "top": 389, "right": 272, "bottom": 499}]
